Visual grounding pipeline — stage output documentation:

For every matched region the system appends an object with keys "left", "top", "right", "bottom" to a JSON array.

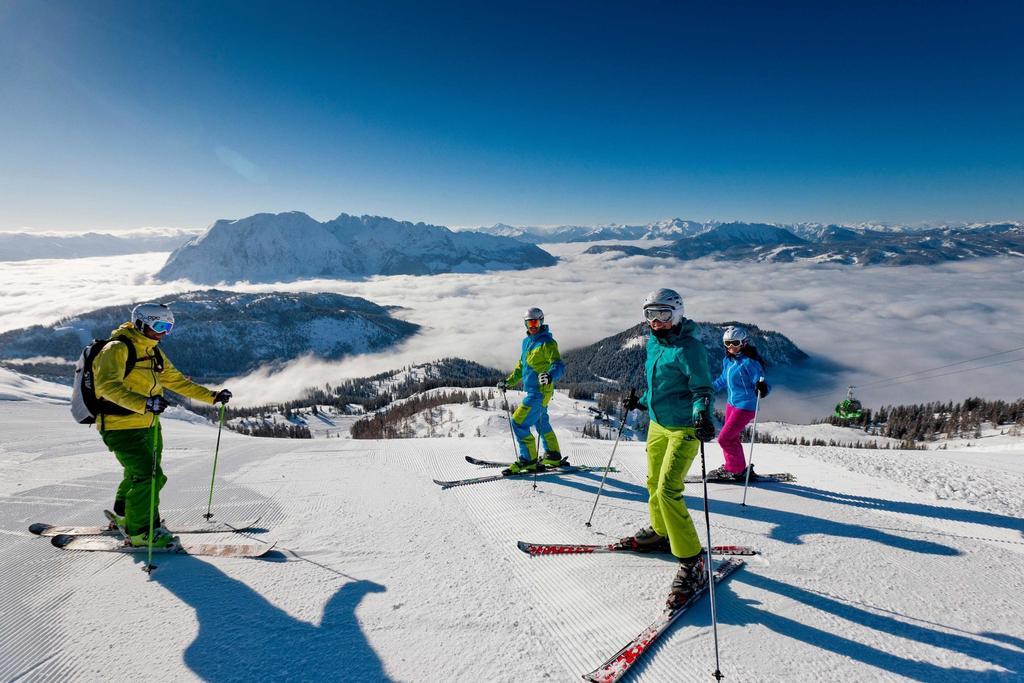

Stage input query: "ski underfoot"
[
  {"left": 435, "top": 464, "right": 616, "bottom": 490},
  {"left": 50, "top": 534, "right": 276, "bottom": 558},
  {"left": 684, "top": 472, "right": 796, "bottom": 484},
  {"left": 29, "top": 518, "right": 260, "bottom": 537},
  {"left": 582, "top": 557, "right": 745, "bottom": 683},
  {"left": 464, "top": 455, "right": 614, "bottom": 471},
  {"left": 517, "top": 540, "right": 758, "bottom": 556}
]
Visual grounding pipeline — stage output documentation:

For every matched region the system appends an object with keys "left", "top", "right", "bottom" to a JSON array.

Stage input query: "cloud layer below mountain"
[{"left": 2, "top": 244, "right": 1021, "bottom": 420}]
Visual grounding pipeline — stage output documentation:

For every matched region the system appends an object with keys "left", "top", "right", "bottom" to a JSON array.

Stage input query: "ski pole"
[
  {"left": 699, "top": 439, "right": 725, "bottom": 680},
  {"left": 144, "top": 420, "right": 160, "bottom": 575},
  {"left": 585, "top": 388, "right": 634, "bottom": 527},
  {"left": 741, "top": 377, "right": 764, "bottom": 508},
  {"left": 203, "top": 403, "right": 226, "bottom": 520}
]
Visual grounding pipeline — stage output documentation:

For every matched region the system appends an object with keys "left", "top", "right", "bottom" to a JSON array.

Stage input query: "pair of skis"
[
  {"left": 32, "top": 511, "right": 274, "bottom": 558},
  {"left": 438, "top": 455, "right": 794, "bottom": 489},
  {"left": 432, "top": 456, "right": 618, "bottom": 489},
  {"left": 519, "top": 539, "right": 752, "bottom": 681}
]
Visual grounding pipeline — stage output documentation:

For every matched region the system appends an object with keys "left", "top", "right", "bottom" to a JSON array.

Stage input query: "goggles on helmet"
[
  {"left": 724, "top": 339, "right": 743, "bottom": 347},
  {"left": 644, "top": 307, "right": 674, "bottom": 323},
  {"left": 149, "top": 320, "right": 174, "bottom": 335},
  {"left": 524, "top": 318, "right": 542, "bottom": 328}
]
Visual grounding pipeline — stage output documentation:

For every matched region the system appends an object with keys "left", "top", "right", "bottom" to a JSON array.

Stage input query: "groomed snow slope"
[{"left": 1, "top": 390, "right": 1022, "bottom": 681}]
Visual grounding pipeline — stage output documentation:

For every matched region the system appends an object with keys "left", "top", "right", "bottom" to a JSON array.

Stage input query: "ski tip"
[
  {"left": 51, "top": 534, "right": 74, "bottom": 548},
  {"left": 29, "top": 523, "right": 51, "bottom": 536},
  {"left": 516, "top": 541, "right": 533, "bottom": 554}
]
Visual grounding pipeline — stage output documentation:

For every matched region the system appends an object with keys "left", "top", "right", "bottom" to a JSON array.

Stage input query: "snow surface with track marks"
[{"left": 0, "top": 372, "right": 1022, "bottom": 681}]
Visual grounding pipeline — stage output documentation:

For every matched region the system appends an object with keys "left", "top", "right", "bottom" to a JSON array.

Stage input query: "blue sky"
[{"left": 1, "top": 1, "right": 1022, "bottom": 231}]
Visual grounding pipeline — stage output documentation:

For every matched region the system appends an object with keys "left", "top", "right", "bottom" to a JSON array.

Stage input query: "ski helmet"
[
  {"left": 524, "top": 307, "right": 544, "bottom": 327},
  {"left": 722, "top": 325, "right": 749, "bottom": 346},
  {"left": 131, "top": 302, "right": 174, "bottom": 336},
  {"left": 642, "top": 288, "right": 684, "bottom": 326}
]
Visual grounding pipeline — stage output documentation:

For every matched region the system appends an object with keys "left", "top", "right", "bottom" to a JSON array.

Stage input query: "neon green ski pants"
[
  {"left": 645, "top": 420, "right": 702, "bottom": 559},
  {"left": 102, "top": 424, "right": 166, "bottom": 536}
]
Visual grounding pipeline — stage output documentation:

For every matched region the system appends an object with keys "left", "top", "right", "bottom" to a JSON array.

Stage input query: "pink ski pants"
[{"left": 718, "top": 404, "right": 756, "bottom": 473}]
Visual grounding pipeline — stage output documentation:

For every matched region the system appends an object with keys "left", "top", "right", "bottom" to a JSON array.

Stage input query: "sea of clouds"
[{"left": 1, "top": 243, "right": 1021, "bottom": 421}]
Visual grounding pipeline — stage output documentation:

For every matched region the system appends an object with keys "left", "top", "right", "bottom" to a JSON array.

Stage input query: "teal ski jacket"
[{"left": 639, "top": 319, "right": 714, "bottom": 428}]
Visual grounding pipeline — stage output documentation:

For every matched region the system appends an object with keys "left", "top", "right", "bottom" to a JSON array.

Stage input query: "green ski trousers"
[
  {"left": 645, "top": 420, "right": 703, "bottom": 559},
  {"left": 101, "top": 424, "right": 165, "bottom": 536}
]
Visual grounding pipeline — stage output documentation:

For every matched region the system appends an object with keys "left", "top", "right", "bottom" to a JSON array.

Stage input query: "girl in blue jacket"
[{"left": 708, "top": 326, "right": 769, "bottom": 479}]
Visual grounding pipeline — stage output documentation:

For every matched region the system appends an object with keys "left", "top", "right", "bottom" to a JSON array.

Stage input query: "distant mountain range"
[
  {"left": 581, "top": 221, "right": 1024, "bottom": 266},
  {"left": 473, "top": 218, "right": 709, "bottom": 243},
  {"left": 0, "top": 229, "right": 200, "bottom": 262},
  {"left": 472, "top": 219, "right": 1024, "bottom": 250},
  {"left": 156, "top": 212, "right": 557, "bottom": 283},
  {"left": 0, "top": 290, "right": 419, "bottom": 382}
]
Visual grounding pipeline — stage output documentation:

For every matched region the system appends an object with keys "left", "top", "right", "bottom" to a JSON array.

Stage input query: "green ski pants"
[
  {"left": 645, "top": 420, "right": 702, "bottom": 559},
  {"left": 102, "top": 424, "right": 165, "bottom": 536}
]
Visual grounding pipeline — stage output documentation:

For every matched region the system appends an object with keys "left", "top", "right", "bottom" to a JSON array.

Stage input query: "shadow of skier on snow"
[
  {"left": 769, "top": 483, "right": 1024, "bottom": 537},
  {"left": 535, "top": 470, "right": 650, "bottom": 503},
  {"left": 627, "top": 571, "right": 1020, "bottom": 682},
  {"left": 721, "top": 571, "right": 1021, "bottom": 681},
  {"left": 140, "top": 554, "right": 392, "bottom": 682},
  {"left": 683, "top": 495, "right": 960, "bottom": 556}
]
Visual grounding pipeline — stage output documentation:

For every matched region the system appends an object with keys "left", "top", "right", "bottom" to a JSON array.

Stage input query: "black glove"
[
  {"left": 538, "top": 372, "right": 551, "bottom": 386},
  {"left": 694, "top": 410, "right": 716, "bottom": 442},
  {"left": 145, "top": 395, "right": 169, "bottom": 414},
  {"left": 214, "top": 389, "right": 232, "bottom": 404},
  {"left": 622, "top": 392, "right": 640, "bottom": 412},
  {"left": 755, "top": 380, "right": 768, "bottom": 399}
]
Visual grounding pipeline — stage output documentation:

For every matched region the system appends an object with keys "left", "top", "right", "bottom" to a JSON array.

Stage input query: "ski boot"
[
  {"left": 540, "top": 452, "right": 567, "bottom": 469},
  {"left": 128, "top": 527, "right": 178, "bottom": 549},
  {"left": 106, "top": 512, "right": 126, "bottom": 531},
  {"left": 502, "top": 458, "right": 540, "bottom": 476},
  {"left": 706, "top": 465, "right": 750, "bottom": 481},
  {"left": 666, "top": 553, "right": 708, "bottom": 609},
  {"left": 621, "top": 526, "right": 671, "bottom": 552}
]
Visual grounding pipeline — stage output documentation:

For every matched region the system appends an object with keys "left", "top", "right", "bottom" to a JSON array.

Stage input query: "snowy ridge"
[
  {"left": 0, "top": 228, "right": 199, "bottom": 262},
  {"left": 0, "top": 290, "right": 420, "bottom": 382},
  {"left": 156, "top": 211, "right": 557, "bottom": 284}
]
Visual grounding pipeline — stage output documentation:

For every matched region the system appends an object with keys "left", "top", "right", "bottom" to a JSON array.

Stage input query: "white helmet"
[
  {"left": 722, "top": 325, "right": 750, "bottom": 345},
  {"left": 131, "top": 302, "right": 175, "bottom": 336},
  {"left": 523, "top": 307, "right": 544, "bottom": 325},
  {"left": 642, "top": 288, "right": 685, "bottom": 326}
]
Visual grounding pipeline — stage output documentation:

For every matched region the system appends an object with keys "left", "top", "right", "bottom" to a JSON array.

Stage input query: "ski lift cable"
[
  {"left": 854, "top": 355, "right": 1024, "bottom": 392},
  {"left": 853, "top": 344, "right": 1024, "bottom": 390},
  {"left": 797, "top": 345, "right": 1024, "bottom": 400}
]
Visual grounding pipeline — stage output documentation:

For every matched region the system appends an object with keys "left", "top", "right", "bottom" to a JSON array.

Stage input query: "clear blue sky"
[{"left": 1, "top": 1, "right": 1022, "bottom": 231}]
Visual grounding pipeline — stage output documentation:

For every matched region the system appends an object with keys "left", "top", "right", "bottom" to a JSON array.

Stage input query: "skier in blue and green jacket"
[
  {"left": 621, "top": 288, "right": 716, "bottom": 609},
  {"left": 497, "top": 307, "right": 566, "bottom": 475}
]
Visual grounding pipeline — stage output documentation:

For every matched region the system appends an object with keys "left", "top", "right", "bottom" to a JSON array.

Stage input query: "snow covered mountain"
[
  {"left": 586, "top": 222, "right": 1024, "bottom": 266},
  {"left": 561, "top": 321, "right": 808, "bottom": 388},
  {"left": 155, "top": 212, "right": 557, "bottom": 284},
  {"left": 472, "top": 218, "right": 712, "bottom": 243},
  {"left": 0, "top": 290, "right": 419, "bottom": 382},
  {"left": 0, "top": 228, "right": 199, "bottom": 261},
  {"left": 1, "top": 368, "right": 1022, "bottom": 681}
]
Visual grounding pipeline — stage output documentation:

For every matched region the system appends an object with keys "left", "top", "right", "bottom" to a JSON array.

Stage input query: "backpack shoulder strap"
[
  {"left": 109, "top": 336, "right": 138, "bottom": 378},
  {"left": 152, "top": 347, "right": 164, "bottom": 373}
]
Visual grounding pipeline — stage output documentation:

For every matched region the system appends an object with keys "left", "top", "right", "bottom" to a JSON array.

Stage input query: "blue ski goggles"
[{"left": 149, "top": 320, "right": 174, "bottom": 335}]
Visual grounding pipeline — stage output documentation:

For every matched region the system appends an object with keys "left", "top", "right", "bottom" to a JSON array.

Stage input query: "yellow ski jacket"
[{"left": 93, "top": 323, "right": 217, "bottom": 430}]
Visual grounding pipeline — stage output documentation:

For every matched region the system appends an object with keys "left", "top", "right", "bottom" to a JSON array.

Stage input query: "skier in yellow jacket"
[{"left": 93, "top": 303, "right": 230, "bottom": 547}]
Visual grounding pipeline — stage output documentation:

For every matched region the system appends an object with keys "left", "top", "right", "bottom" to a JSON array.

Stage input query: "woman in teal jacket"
[{"left": 622, "top": 288, "right": 716, "bottom": 609}]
